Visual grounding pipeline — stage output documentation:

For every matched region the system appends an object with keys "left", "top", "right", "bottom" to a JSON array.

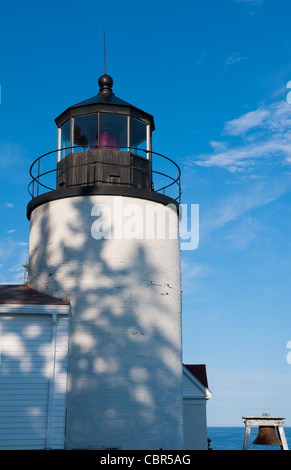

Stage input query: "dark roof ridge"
[{"left": 0, "top": 284, "right": 70, "bottom": 305}]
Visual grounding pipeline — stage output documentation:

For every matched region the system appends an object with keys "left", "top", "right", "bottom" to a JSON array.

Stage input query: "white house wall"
[
  {"left": 183, "top": 399, "right": 208, "bottom": 450},
  {"left": 182, "top": 366, "right": 211, "bottom": 450},
  {"left": 0, "top": 309, "right": 69, "bottom": 450}
]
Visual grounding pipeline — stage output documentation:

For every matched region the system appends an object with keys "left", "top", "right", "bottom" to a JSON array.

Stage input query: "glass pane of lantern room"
[
  {"left": 130, "top": 117, "right": 147, "bottom": 157},
  {"left": 60, "top": 120, "right": 71, "bottom": 158},
  {"left": 73, "top": 114, "right": 99, "bottom": 151},
  {"left": 100, "top": 113, "right": 127, "bottom": 149}
]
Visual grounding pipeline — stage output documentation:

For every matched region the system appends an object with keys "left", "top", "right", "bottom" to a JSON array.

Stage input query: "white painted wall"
[
  {"left": 29, "top": 195, "right": 183, "bottom": 450},
  {"left": 183, "top": 400, "right": 208, "bottom": 450},
  {"left": 182, "top": 366, "right": 211, "bottom": 450},
  {"left": 0, "top": 309, "right": 69, "bottom": 449}
]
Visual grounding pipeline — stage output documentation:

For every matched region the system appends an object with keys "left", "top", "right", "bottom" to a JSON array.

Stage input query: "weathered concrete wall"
[{"left": 28, "top": 195, "right": 183, "bottom": 450}]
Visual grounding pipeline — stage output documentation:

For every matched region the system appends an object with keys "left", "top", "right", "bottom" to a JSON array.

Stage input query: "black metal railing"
[{"left": 28, "top": 146, "right": 181, "bottom": 203}]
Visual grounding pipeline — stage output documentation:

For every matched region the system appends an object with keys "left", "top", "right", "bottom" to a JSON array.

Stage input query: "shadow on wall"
[{"left": 28, "top": 195, "right": 183, "bottom": 450}]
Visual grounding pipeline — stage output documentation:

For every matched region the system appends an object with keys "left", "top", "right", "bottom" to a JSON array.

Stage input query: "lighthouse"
[{"left": 26, "top": 74, "right": 183, "bottom": 450}]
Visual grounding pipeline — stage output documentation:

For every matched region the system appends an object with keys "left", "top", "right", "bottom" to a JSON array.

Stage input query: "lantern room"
[
  {"left": 54, "top": 74, "right": 155, "bottom": 191},
  {"left": 27, "top": 73, "right": 181, "bottom": 218}
]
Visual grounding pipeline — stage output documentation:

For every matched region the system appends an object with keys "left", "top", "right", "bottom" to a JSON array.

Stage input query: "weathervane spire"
[{"left": 103, "top": 27, "right": 107, "bottom": 75}]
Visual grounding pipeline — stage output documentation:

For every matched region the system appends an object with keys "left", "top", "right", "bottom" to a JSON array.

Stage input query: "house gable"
[{"left": 183, "top": 364, "right": 211, "bottom": 400}]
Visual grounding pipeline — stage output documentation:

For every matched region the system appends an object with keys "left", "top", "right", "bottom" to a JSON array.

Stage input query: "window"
[
  {"left": 130, "top": 117, "right": 147, "bottom": 157},
  {"left": 60, "top": 120, "right": 71, "bottom": 158},
  {"left": 73, "top": 114, "right": 99, "bottom": 150},
  {"left": 58, "top": 113, "right": 150, "bottom": 158},
  {"left": 100, "top": 113, "right": 127, "bottom": 149}
]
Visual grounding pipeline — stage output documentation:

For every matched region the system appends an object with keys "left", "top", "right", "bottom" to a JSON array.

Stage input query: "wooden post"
[
  {"left": 277, "top": 425, "right": 289, "bottom": 450},
  {"left": 243, "top": 424, "right": 251, "bottom": 450}
]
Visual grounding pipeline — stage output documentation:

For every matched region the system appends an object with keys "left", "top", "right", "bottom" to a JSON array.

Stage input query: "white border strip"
[{"left": 0, "top": 304, "right": 70, "bottom": 315}]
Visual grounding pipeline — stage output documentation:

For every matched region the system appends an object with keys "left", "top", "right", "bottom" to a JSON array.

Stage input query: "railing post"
[{"left": 37, "top": 158, "right": 40, "bottom": 196}]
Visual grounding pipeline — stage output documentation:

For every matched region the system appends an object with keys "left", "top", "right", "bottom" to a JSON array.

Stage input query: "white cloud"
[
  {"left": 6, "top": 229, "right": 16, "bottom": 234},
  {"left": 0, "top": 142, "right": 27, "bottom": 169},
  {"left": 181, "top": 259, "right": 213, "bottom": 296},
  {"left": 196, "top": 137, "right": 291, "bottom": 171},
  {"left": 224, "top": 108, "right": 270, "bottom": 135},
  {"left": 0, "top": 238, "right": 28, "bottom": 283},
  {"left": 209, "top": 140, "right": 228, "bottom": 152},
  {"left": 181, "top": 260, "right": 210, "bottom": 280},
  {"left": 200, "top": 182, "right": 283, "bottom": 237},
  {"left": 184, "top": 100, "right": 291, "bottom": 248},
  {"left": 225, "top": 53, "right": 248, "bottom": 66},
  {"left": 194, "top": 160, "right": 291, "bottom": 246},
  {"left": 0, "top": 202, "right": 14, "bottom": 209},
  {"left": 224, "top": 216, "right": 262, "bottom": 250},
  {"left": 194, "top": 101, "right": 291, "bottom": 172},
  {"left": 9, "top": 264, "right": 24, "bottom": 273}
]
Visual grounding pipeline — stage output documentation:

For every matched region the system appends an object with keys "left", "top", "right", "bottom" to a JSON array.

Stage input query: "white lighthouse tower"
[{"left": 27, "top": 74, "right": 183, "bottom": 450}]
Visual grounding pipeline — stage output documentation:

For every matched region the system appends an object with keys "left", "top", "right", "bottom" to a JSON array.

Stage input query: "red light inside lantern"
[{"left": 100, "top": 131, "right": 117, "bottom": 149}]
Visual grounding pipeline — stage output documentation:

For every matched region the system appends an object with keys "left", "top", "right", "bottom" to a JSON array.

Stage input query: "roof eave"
[
  {"left": 55, "top": 99, "right": 155, "bottom": 130},
  {"left": 183, "top": 364, "right": 212, "bottom": 399}
]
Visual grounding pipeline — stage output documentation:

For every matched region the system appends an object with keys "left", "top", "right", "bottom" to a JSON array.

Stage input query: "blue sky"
[{"left": 1, "top": 0, "right": 291, "bottom": 427}]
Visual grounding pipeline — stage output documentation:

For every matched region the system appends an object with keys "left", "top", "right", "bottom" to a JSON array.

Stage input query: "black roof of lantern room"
[{"left": 55, "top": 74, "right": 155, "bottom": 130}]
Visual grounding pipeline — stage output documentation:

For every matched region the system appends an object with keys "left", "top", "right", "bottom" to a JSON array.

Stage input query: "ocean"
[{"left": 207, "top": 427, "right": 291, "bottom": 451}]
